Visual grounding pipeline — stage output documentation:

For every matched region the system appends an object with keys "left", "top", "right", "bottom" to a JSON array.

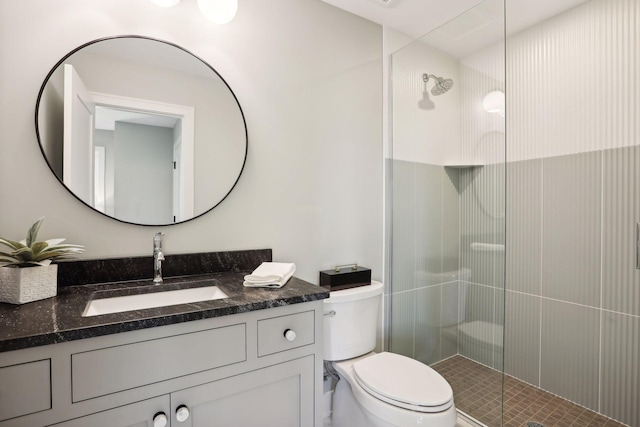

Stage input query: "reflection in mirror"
[{"left": 36, "top": 36, "right": 247, "bottom": 226}]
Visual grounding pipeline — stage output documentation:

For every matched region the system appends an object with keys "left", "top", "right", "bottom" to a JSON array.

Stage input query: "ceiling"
[{"left": 321, "top": 0, "right": 589, "bottom": 57}]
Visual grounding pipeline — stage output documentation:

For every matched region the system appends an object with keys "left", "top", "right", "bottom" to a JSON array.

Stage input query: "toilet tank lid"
[{"left": 325, "top": 280, "right": 383, "bottom": 303}]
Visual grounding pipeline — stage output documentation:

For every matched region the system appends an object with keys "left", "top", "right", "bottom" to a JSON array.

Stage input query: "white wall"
[{"left": 0, "top": 0, "right": 383, "bottom": 284}]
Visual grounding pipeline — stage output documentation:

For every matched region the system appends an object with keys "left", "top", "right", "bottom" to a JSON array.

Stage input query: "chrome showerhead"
[
  {"left": 431, "top": 77, "right": 454, "bottom": 95},
  {"left": 422, "top": 73, "right": 454, "bottom": 96}
]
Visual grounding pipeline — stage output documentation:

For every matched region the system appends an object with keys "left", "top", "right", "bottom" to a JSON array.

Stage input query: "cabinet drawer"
[
  {"left": 72, "top": 323, "right": 246, "bottom": 402},
  {"left": 0, "top": 359, "right": 51, "bottom": 421},
  {"left": 257, "top": 310, "right": 315, "bottom": 357}
]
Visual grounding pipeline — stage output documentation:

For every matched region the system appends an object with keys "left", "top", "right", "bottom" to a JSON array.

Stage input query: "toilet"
[{"left": 324, "top": 281, "right": 457, "bottom": 427}]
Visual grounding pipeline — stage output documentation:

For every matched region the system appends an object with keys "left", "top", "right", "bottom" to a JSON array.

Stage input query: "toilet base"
[{"left": 333, "top": 378, "right": 376, "bottom": 427}]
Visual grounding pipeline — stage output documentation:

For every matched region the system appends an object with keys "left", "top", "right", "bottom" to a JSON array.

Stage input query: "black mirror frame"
[{"left": 35, "top": 35, "right": 248, "bottom": 227}]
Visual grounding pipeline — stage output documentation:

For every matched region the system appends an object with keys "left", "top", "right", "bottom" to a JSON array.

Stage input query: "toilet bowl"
[{"left": 324, "top": 281, "right": 457, "bottom": 427}]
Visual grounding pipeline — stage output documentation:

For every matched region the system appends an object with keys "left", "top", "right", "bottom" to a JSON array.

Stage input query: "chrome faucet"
[{"left": 153, "top": 232, "right": 165, "bottom": 284}]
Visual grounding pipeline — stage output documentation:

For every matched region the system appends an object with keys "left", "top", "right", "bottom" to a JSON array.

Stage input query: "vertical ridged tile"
[
  {"left": 389, "top": 159, "right": 417, "bottom": 359},
  {"left": 542, "top": 151, "right": 602, "bottom": 307},
  {"left": 492, "top": 288, "right": 505, "bottom": 371},
  {"left": 384, "top": 158, "right": 393, "bottom": 350},
  {"left": 599, "top": 5, "right": 640, "bottom": 426},
  {"left": 602, "top": 146, "right": 640, "bottom": 316},
  {"left": 540, "top": 299, "right": 600, "bottom": 410},
  {"left": 389, "top": 160, "right": 462, "bottom": 366},
  {"left": 600, "top": 311, "right": 640, "bottom": 427},
  {"left": 415, "top": 285, "right": 442, "bottom": 365},
  {"left": 391, "top": 160, "right": 416, "bottom": 294},
  {"left": 506, "top": 159, "right": 542, "bottom": 295},
  {"left": 459, "top": 283, "right": 496, "bottom": 367},
  {"left": 504, "top": 291, "right": 540, "bottom": 386},
  {"left": 507, "top": 0, "right": 639, "bottom": 161},
  {"left": 460, "top": 165, "right": 505, "bottom": 289},
  {"left": 504, "top": 2, "right": 639, "bottom": 425},
  {"left": 442, "top": 168, "right": 460, "bottom": 273},
  {"left": 389, "top": 290, "right": 415, "bottom": 359},
  {"left": 440, "top": 281, "right": 459, "bottom": 360},
  {"left": 415, "top": 163, "right": 445, "bottom": 287},
  {"left": 458, "top": 14, "right": 506, "bottom": 372},
  {"left": 595, "top": 7, "right": 640, "bottom": 423}
]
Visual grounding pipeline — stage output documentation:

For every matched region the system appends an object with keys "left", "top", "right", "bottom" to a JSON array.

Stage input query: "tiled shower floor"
[{"left": 432, "top": 355, "right": 627, "bottom": 427}]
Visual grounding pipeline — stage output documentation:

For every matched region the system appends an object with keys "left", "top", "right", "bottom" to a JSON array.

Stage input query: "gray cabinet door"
[
  {"left": 170, "top": 356, "right": 315, "bottom": 427},
  {"left": 47, "top": 395, "right": 170, "bottom": 427}
]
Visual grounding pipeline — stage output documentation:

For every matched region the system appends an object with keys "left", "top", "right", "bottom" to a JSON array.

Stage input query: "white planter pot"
[{"left": 0, "top": 265, "right": 58, "bottom": 304}]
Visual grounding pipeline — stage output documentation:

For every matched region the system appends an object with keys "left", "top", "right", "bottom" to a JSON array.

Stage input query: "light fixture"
[
  {"left": 149, "top": 0, "right": 181, "bottom": 7},
  {"left": 482, "top": 90, "right": 505, "bottom": 117},
  {"left": 197, "top": 0, "right": 238, "bottom": 24}
]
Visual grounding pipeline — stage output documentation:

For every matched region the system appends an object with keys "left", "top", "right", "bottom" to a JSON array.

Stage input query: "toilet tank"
[{"left": 323, "top": 281, "right": 383, "bottom": 361}]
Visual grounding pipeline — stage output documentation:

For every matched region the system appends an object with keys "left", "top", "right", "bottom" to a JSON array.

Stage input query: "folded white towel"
[{"left": 243, "top": 262, "right": 296, "bottom": 289}]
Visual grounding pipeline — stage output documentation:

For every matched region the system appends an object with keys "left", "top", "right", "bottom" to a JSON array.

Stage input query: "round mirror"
[{"left": 36, "top": 36, "right": 247, "bottom": 226}]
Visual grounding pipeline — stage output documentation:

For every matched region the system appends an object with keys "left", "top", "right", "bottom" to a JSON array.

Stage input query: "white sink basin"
[{"left": 82, "top": 286, "right": 229, "bottom": 317}]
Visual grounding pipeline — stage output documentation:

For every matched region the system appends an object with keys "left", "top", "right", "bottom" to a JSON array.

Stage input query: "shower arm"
[{"left": 422, "top": 73, "right": 439, "bottom": 82}]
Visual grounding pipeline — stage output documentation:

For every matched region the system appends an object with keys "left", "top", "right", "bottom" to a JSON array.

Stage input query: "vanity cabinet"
[
  {"left": 0, "top": 301, "right": 323, "bottom": 427},
  {"left": 48, "top": 357, "right": 313, "bottom": 427}
]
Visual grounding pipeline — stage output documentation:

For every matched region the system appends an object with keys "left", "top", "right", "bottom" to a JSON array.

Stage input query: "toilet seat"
[{"left": 352, "top": 352, "right": 453, "bottom": 413}]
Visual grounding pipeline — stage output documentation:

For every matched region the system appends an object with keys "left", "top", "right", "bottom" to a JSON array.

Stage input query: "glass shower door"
[
  {"left": 389, "top": 1, "right": 639, "bottom": 426},
  {"left": 387, "top": 1, "right": 506, "bottom": 425}
]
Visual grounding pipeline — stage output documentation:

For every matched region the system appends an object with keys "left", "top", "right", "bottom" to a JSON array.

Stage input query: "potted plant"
[{"left": 0, "top": 217, "right": 84, "bottom": 304}]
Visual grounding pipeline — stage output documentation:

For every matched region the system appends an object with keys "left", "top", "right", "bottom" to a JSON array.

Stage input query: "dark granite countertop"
[{"left": 0, "top": 250, "right": 329, "bottom": 353}]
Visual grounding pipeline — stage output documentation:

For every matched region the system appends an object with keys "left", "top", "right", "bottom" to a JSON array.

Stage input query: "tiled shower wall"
[
  {"left": 503, "top": 1, "right": 639, "bottom": 425},
  {"left": 390, "top": 151, "right": 639, "bottom": 426},
  {"left": 458, "top": 163, "right": 505, "bottom": 372},
  {"left": 388, "top": 159, "right": 506, "bottom": 374},
  {"left": 505, "top": 148, "right": 640, "bottom": 426},
  {"left": 389, "top": 159, "right": 460, "bottom": 366},
  {"left": 389, "top": 1, "right": 638, "bottom": 426},
  {"left": 388, "top": 160, "right": 507, "bottom": 368}
]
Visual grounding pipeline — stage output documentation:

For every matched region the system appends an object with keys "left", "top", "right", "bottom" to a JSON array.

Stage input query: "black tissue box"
[{"left": 319, "top": 265, "right": 371, "bottom": 291}]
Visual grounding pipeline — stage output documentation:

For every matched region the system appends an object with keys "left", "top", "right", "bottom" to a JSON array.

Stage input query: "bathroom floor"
[{"left": 432, "top": 355, "right": 628, "bottom": 427}]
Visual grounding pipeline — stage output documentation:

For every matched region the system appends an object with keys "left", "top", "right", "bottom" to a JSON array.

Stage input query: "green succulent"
[{"left": 0, "top": 217, "right": 85, "bottom": 267}]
